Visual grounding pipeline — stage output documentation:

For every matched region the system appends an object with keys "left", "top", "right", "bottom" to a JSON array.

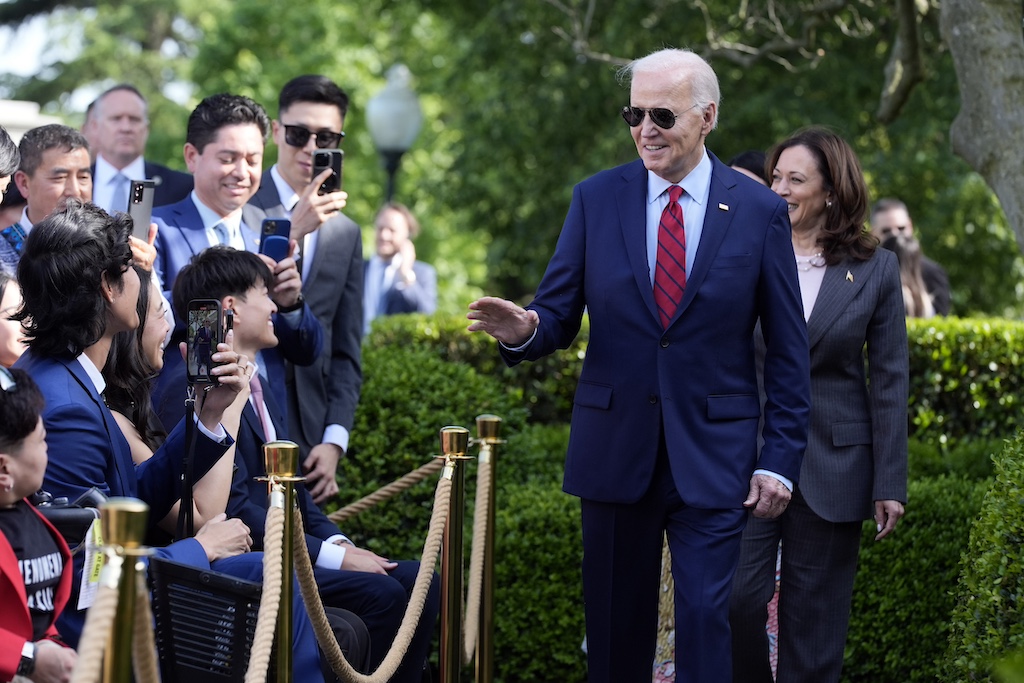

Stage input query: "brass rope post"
[
  {"left": 470, "top": 414, "right": 503, "bottom": 682},
  {"left": 100, "top": 498, "right": 151, "bottom": 683},
  {"left": 260, "top": 440, "right": 304, "bottom": 683},
  {"left": 439, "top": 426, "right": 472, "bottom": 683},
  {"left": 132, "top": 569, "right": 161, "bottom": 683}
]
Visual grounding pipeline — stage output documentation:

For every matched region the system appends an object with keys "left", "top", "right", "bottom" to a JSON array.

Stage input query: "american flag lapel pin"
[{"left": 718, "top": 203, "right": 729, "bottom": 211}]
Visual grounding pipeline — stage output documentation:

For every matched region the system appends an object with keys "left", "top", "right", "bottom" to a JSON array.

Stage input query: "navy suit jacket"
[
  {"left": 145, "top": 161, "right": 194, "bottom": 207},
  {"left": 13, "top": 350, "right": 225, "bottom": 645},
  {"left": 225, "top": 350, "right": 341, "bottom": 562},
  {"left": 150, "top": 195, "right": 323, "bottom": 431},
  {"left": 247, "top": 174, "right": 363, "bottom": 453},
  {"left": 505, "top": 156, "right": 811, "bottom": 508}
]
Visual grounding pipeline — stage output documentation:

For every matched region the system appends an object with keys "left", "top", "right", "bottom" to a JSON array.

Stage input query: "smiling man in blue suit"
[{"left": 468, "top": 49, "right": 811, "bottom": 683}]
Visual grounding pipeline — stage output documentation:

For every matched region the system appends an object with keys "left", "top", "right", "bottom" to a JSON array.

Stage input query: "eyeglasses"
[
  {"left": 282, "top": 124, "right": 345, "bottom": 149},
  {"left": 0, "top": 366, "right": 15, "bottom": 392},
  {"left": 620, "top": 103, "right": 699, "bottom": 129}
]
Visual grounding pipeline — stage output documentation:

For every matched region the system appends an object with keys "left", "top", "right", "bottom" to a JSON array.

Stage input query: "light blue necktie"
[
  {"left": 213, "top": 221, "right": 231, "bottom": 247},
  {"left": 110, "top": 173, "right": 129, "bottom": 213}
]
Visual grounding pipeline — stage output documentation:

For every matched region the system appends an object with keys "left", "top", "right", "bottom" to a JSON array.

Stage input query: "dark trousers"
[
  {"left": 315, "top": 560, "right": 440, "bottom": 683},
  {"left": 729, "top": 488, "right": 862, "bottom": 683},
  {"left": 581, "top": 450, "right": 747, "bottom": 683},
  {"left": 322, "top": 607, "right": 373, "bottom": 679}
]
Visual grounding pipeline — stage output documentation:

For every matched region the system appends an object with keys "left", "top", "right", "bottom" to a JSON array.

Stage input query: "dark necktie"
[{"left": 654, "top": 185, "right": 686, "bottom": 328}]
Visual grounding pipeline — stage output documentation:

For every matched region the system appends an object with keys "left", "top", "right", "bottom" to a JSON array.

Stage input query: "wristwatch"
[
  {"left": 17, "top": 641, "right": 35, "bottom": 677},
  {"left": 277, "top": 293, "right": 305, "bottom": 313}
]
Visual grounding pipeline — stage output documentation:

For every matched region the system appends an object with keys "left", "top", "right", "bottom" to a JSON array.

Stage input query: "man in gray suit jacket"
[{"left": 247, "top": 75, "right": 363, "bottom": 504}]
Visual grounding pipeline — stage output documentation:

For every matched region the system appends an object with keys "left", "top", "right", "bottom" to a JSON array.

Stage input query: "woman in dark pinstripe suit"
[{"left": 729, "top": 128, "right": 909, "bottom": 683}]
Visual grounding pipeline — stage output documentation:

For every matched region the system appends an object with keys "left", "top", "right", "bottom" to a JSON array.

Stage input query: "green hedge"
[
  {"left": 941, "top": 433, "right": 1024, "bottom": 682},
  {"left": 909, "top": 437, "right": 999, "bottom": 481},
  {"left": 842, "top": 475, "right": 990, "bottom": 683}
]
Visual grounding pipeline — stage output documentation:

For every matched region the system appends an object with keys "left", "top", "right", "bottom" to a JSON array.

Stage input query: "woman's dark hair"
[
  {"left": 104, "top": 266, "right": 166, "bottom": 450},
  {"left": 14, "top": 198, "right": 133, "bottom": 357},
  {"left": 727, "top": 149, "right": 768, "bottom": 184},
  {"left": 881, "top": 233, "right": 933, "bottom": 318},
  {"left": 767, "top": 127, "right": 874, "bottom": 265},
  {"left": 0, "top": 367, "right": 45, "bottom": 453}
]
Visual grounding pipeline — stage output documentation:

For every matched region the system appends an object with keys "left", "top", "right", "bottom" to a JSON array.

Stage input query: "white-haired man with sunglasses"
[{"left": 468, "top": 48, "right": 811, "bottom": 683}]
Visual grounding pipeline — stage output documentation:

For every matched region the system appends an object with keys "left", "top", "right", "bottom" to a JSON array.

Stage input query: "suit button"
[
  {"left": 660, "top": 338, "right": 670, "bottom": 348},
  {"left": 649, "top": 395, "right": 658, "bottom": 404}
]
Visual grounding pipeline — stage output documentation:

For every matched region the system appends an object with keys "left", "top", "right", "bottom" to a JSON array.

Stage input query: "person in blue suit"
[
  {"left": 468, "top": 49, "right": 811, "bottom": 682},
  {"left": 11, "top": 199, "right": 331, "bottom": 680},
  {"left": 174, "top": 246, "right": 439, "bottom": 683},
  {"left": 150, "top": 93, "right": 322, "bottom": 431}
]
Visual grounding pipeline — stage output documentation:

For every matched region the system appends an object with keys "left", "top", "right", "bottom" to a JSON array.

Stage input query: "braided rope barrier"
[
  {"left": 327, "top": 458, "right": 444, "bottom": 525},
  {"left": 297, "top": 475, "right": 452, "bottom": 683},
  {"left": 462, "top": 457, "right": 491, "bottom": 665},
  {"left": 69, "top": 554, "right": 123, "bottom": 683},
  {"left": 244, "top": 505, "right": 286, "bottom": 683}
]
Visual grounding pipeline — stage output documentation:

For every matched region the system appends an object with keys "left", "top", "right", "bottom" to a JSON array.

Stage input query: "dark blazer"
[
  {"left": 150, "top": 195, "right": 324, "bottom": 432},
  {"left": 921, "top": 255, "right": 951, "bottom": 315},
  {"left": 13, "top": 350, "right": 226, "bottom": 645},
  {"left": 504, "top": 156, "right": 811, "bottom": 508},
  {"left": 89, "top": 160, "right": 194, "bottom": 209},
  {"left": 788, "top": 250, "right": 909, "bottom": 521},
  {"left": 365, "top": 258, "right": 438, "bottom": 319},
  {"left": 0, "top": 505, "right": 72, "bottom": 681},
  {"left": 247, "top": 174, "right": 363, "bottom": 453}
]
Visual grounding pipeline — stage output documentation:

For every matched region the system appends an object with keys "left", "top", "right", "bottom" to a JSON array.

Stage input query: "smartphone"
[
  {"left": 259, "top": 218, "right": 291, "bottom": 262},
  {"left": 127, "top": 179, "right": 155, "bottom": 240},
  {"left": 312, "top": 149, "right": 343, "bottom": 195},
  {"left": 186, "top": 299, "right": 223, "bottom": 384}
]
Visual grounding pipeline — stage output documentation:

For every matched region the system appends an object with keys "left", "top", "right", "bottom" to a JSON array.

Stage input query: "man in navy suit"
[
  {"left": 174, "top": 246, "right": 438, "bottom": 682},
  {"left": 363, "top": 202, "right": 437, "bottom": 335},
  {"left": 83, "top": 84, "right": 193, "bottom": 212},
  {"left": 246, "top": 75, "right": 362, "bottom": 505},
  {"left": 151, "top": 93, "right": 323, "bottom": 431},
  {"left": 468, "top": 49, "right": 811, "bottom": 682}
]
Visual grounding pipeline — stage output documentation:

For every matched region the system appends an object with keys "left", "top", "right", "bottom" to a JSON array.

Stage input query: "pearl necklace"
[{"left": 795, "top": 252, "right": 826, "bottom": 272}]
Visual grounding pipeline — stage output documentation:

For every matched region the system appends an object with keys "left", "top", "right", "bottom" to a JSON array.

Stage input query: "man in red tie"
[{"left": 467, "top": 48, "right": 810, "bottom": 682}]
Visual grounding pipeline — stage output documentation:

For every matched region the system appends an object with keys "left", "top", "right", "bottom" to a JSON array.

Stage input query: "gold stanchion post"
[
  {"left": 262, "top": 440, "right": 303, "bottom": 683},
  {"left": 100, "top": 498, "right": 150, "bottom": 683},
  {"left": 439, "top": 426, "right": 472, "bottom": 683},
  {"left": 475, "top": 414, "right": 503, "bottom": 683}
]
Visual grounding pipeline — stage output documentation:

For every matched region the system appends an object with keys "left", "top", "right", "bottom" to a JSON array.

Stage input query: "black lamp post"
[{"left": 366, "top": 64, "right": 423, "bottom": 202}]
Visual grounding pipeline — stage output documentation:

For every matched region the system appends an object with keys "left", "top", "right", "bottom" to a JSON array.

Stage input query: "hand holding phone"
[
  {"left": 312, "top": 149, "right": 343, "bottom": 195},
  {"left": 186, "top": 299, "right": 223, "bottom": 384},
  {"left": 259, "top": 218, "right": 291, "bottom": 262}
]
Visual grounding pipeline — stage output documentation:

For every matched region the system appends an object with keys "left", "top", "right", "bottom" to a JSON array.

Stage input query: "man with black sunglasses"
[
  {"left": 247, "top": 75, "right": 363, "bottom": 507},
  {"left": 468, "top": 48, "right": 810, "bottom": 683}
]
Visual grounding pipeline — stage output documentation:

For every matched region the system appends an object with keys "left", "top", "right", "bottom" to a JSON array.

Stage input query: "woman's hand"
[{"left": 874, "top": 499, "right": 905, "bottom": 540}]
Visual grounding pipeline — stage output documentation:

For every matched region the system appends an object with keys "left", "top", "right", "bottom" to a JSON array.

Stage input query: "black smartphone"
[
  {"left": 312, "top": 149, "right": 343, "bottom": 195},
  {"left": 258, "top": 218, "right": 291, "bottom": 262},
  {"left": 186, "top": 299, "right": 223, "bottom": 384},
  {"left": 127, "top": 179, "right": 155, "bottom": 240}
]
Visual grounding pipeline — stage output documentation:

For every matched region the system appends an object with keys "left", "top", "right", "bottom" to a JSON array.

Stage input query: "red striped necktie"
[{"left": 654, "top": 185, "right": 686, "bottom": 328}]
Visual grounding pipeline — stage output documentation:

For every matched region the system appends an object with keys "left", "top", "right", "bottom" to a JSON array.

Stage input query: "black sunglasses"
[
  {"left": 0, "top": 366, "right": 15, "bottom": 392},
  {"left": 282, "top": 124, "right": 345, "bottom": 149},
  {"left": 621, "top": 104, "right": 699, "bottom": 129}
]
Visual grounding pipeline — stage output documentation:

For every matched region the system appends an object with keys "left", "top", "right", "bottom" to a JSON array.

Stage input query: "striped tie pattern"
[{"left": 654, "top": 185, "right": 686, "bottom": 328}]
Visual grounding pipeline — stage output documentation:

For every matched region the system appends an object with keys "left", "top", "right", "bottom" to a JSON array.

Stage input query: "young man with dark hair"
[
  {"left": 152, "top": 93, "right": 323, "bottom": 431},
  {"left": 1, "top": 124, "right": 92, "bottom": 277},
  {"left": 247, "top": 74, "right": 363, "bottom": 505},
  {"left": 174, "top": 245, "right": 438, "bottom": 683},
  {"left": 83, "top": 84, "right": 194, "bottom": 212}
]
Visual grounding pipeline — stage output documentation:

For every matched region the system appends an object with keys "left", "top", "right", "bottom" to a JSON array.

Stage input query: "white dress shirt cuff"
[
  {"left": 753, "top": 469, "right": 793, "bottom": 492},
  {"left": 316, "top": 536, "right": 350, "bottom": 569},
  {"left": 499, "top": 327, "right": 538, "bottom": 353},
  {"left": 321, "top": 425, "right": 350, "bottom": 453},
  {"left": 194, "top": 414, "right": 228, "bottom": 442}
]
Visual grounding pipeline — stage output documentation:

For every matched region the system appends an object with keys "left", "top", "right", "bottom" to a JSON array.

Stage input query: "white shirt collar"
[
  {"left": 76, "top": 352, "right": 106, "bottom": 394},
  {"left": 646, "top": 147, "right": 712, "bottom": 204},
  {"left": 95, "top": 154, "right": 146, "bottom": 185},
  {"left": 18, "top": 207, "right": 32, "bottom": 232},
  {"left": 190, "top": 190, "right": 243, "bottom": 235},
  {"left": 270, "top": 165, "right": 301, "bottom": 214}
]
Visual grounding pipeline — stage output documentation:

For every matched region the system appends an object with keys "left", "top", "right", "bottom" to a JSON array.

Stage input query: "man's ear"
[
  {"left": 13, "top": 170, "right": 29, "bottom": 199},
  {"left": 99, "top": 271, "right": 116, "bottom": 304},
  {"left": 222, "top": 295, "right": 237, "bottom": 312},
  {"left": 183, "top": 143, "right": 199, "bottom": 173}
]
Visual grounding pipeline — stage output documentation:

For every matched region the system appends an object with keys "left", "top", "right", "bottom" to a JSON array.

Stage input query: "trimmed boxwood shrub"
[
  {"left": 842, "top": 475, "right": 990, "bottom": 683},
  {"left": 941, "top": 433, "right": 1024, "bottom": 682},
  {"left": 908, "top": 437, "right": 999, "bottom": 481}
]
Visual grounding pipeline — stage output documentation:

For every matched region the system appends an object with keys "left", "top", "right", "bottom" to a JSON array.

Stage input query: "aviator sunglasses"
[
  {"left": 620, "top": 103, "right": 700, "bottom": 129},
  {"left": 283, "top": 124, "right": 345, "bottom": 149}
]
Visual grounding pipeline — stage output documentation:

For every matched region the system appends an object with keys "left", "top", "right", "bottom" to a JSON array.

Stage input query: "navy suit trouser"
[{"left": 580, "top": 444, "right": 747, "bottom": 683}]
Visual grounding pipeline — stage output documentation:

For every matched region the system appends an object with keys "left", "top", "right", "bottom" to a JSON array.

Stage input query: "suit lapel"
[
  {"left": 61, "top": 357, "right": 136, "bottom": 496},
  {"left": 617, "top": 162, "right": 660, "bottom": 323},
  {"left": 175, "top": 200, "right": 213, "bottom": 257},
  {"left": 805, "top": 256, "right": 879, "bottom": 348}
]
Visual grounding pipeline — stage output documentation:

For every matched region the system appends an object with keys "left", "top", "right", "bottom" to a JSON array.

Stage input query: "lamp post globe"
[{"left": 366, "top": 64, "right": 423, "bottom": 202}]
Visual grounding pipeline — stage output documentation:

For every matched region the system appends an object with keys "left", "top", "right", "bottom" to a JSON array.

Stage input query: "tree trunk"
[{"left": 941, "top": 0, "right": 1024, "bottom": 251}]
